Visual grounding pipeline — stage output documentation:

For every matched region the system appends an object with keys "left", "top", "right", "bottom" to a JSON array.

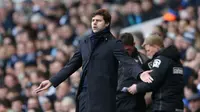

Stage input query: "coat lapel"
[{"left": 84, "top": 37, "right": 92, "bottom": 57}]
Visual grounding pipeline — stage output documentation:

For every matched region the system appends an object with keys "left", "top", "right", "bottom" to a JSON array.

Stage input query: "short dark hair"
[
  {"left": 91, "top": 9, "right": 111, "bottom": 24},
  {"left": 0, "top": 99, "right": 11, "bottom": 108},
  {"left": 120, "top": 33, "right": 134, "bottom": 46}
]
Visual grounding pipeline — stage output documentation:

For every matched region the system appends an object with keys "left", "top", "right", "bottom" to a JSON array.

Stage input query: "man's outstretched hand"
[
  {"left": 140, "top": 70, "right": 153, "bottom": 83},
  {"left": 35, "top": 80, "right": 52, "bottom": 93}
]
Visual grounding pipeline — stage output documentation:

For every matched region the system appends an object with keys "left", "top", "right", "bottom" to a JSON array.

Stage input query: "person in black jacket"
[
  {"left": 117, "top": 33, "right": 148, "bottom": 112},
  {"left": 128, "top": 34, "right": 184, "bottom": 112},
  {"left": 34, "top": 9, "right": 153, "bottom": 112}
]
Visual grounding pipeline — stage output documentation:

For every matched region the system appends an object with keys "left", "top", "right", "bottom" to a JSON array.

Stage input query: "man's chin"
[{"left": 92, "top": 29, "right": 98, "bottom": 33}]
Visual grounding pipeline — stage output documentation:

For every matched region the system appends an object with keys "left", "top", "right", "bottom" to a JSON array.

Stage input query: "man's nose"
[{"left": 93, "top": 20, "right": 97, "bottom": 24}]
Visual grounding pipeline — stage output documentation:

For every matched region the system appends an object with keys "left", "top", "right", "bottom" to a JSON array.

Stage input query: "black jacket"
[
  {"left": 49, "top": 29, "right": 143, "bottom": 112},
  {"left": 136, "top": 45, "right": 184, "bottom": 112},
  {"left": 117, "top": 49, "right": 148, "bottom": 112},
  {"left": 117, "top": 49, "right": 148, "bottom": 91}
]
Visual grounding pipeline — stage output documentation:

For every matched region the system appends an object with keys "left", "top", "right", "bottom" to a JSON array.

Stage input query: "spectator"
[
  {"left": 11, "top": 97, "right": 25, "bottom": 112},
  {"left": 61, "top": 96, "right": 76, "bottom": 112},
  {"left": 188, "top": 93, "right": 200, "bottom": 112}
]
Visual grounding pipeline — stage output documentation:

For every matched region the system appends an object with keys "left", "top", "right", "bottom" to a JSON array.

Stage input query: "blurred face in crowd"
[
  {"left": 55, "top": 50, "right": 68, "bottom": 63},
  {"left": 189, "top": 99, "right": 200, "bottom": 112},
  {"left": 59, "top": 25, "right": 73, "bottom": 39},
  {"left": 6, "top": 91, "right": 20, "bottom": 101},
  {"left": 174, "top": 35, "right": 184, "bottom": 51},
  {"left": 0, "top": 104, "right": 7, "bottom": 112},
  {"left": 3, "top": 37, "right": 12, "bottom": 45},
  {"left": 50, "top": 33, "right": 59, "bottom": 47},
  {"left": 6, "top": 45, "right": 16, "bottom": 57},
  {"left": 28, "top": 98, "right": 39, "bottom": 109},
  {"left": 14, "top": 61, "right": 25, "bottom": 76},
  {"left": 142, "top": 0, "right": 152, "bottom": 12},
  {"left": 185, "top": 47, "right": 197, "bottom": 61},
  {"left": 178, "top": 20, "right": 188, "bottom": 34},
  {"left": 144, "top": 44, "right": 160, "bottom": 58},
  {"left": 56, "top": 82, "right": 71, "bottom": 100},
  {"left": 17, "top": 43, "right": 26, "bottom": 56},
  {"left": 61, "top": 97, "right": 75, "bottom": 112},
  {"left": 194, "top": 52, "right": 200, "bottom": 63},
  {"left": 50, "top": 61, "right": 63, "bottom": 76},
  {"left": 163, "top": 37, "right": 173, "bottom": 48},
  {"left": 29, "top": 71, "right": 39, "bottom": 84},
  {"left": 4, "top": 75, "right": 17, "bottom": 88},
  {"left": 0, "top": 87, "right": 8, "bottom": 100},
  {"left": 12, "top": 100, "right": 23, "bottom": 112},
  {"left": 26, "top": 41, "right": 36, "bottom": 54},
  {"left": 91, "top": 15, "right": 109, "bottom": 33},
  {"left": 41, "top": 97, "right": 52, "bottom": 112},
  {"left": 133, "top": 3, "right": 142, "bottom": 15},
  {"left": 0, "top": 47, "right": 6, "bottom": 59},
  {"left": 184, "top": 86, "right": 194, "bottom": 99},
  {"left": 54, "top": 101, "right": 62, "bottom": 112}
]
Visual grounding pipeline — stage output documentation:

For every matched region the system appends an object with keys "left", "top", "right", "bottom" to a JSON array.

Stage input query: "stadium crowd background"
[{"left": 0, "top": 0, "right": 199, "bottom": 112}]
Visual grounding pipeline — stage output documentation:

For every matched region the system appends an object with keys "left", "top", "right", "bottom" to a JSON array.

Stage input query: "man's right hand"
[
  {"left": 35, "top": 80, "right": 52, "bottom": 93},
  {"left": 140, "top": 70, "right": 153, "bottom": 83}
]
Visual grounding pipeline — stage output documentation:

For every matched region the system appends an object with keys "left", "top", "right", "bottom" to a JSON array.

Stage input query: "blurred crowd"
[{"left": 0, "top": 0, "right": 199, "bottom": 112}]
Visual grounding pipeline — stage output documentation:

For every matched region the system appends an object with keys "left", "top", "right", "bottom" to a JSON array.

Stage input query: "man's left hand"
[{"left": 128, "top": 84, "right": 137, "bottom": 95}]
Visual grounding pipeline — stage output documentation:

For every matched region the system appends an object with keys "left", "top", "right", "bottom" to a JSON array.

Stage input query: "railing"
[{"left": 120, "top": 17, "right": 163, "bottom": 37}]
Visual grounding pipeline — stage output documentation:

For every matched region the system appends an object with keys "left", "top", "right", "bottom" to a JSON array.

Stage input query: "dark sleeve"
[
  {"left": 113, "top": 40, "right": 143, "bottom": 79},
  {"left": 136, "top": 56, "right": 170, "bottom": 93},
  {"left": 49, "top": 47, "right": 82, "bottom": 87}
]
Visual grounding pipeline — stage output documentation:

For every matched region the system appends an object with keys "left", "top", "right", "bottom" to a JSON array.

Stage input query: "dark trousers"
[
  {"left": 116, "top": 92, "right": 146, "bottom": 112},
  {"left": 78, "top": 91, "right": 88, "bottom": 112}
]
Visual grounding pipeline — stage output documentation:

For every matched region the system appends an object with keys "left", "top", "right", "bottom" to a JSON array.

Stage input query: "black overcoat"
[{"left": 49, "top": 31, "right": 143, "bottom": 112}]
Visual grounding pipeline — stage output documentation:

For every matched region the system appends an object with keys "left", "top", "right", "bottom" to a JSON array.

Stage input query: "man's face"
[
  {"left": 124, "top": 45, "right": 134, "bottom": 56},
  {"left": 189, "top": 100, "right": 200, "bottom": 112},
  {"left": 144, "top": 44, "right": 160, "bottom": 58},
  {"left": 91, "top": 15, "right": 109, "bottom": 33}
]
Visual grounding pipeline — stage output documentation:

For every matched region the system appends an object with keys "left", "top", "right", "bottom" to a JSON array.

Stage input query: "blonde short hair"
[{"left": 142, "top": 34, "right": 164, "bottom": 47}]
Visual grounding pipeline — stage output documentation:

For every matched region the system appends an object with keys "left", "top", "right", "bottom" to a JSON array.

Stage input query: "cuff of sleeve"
[
  {"left": 49, "top": 77, "right": 59, "bottom": 87},
  {"left": 136, "top": 83, "right": 146, "bottom": 93},
  {"left": 136, "top": 72, "right": 143, "bottom": 81}
]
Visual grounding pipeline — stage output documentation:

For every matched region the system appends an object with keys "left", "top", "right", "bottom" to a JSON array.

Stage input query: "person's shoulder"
[
  {"left": 154, "top": 55, "right": 168, "bottom": 61},
  {"left": 152, "top": 55, "right": 171, "bottom": 67}
]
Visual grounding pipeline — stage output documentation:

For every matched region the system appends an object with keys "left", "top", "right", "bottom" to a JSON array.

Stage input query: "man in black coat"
[
  {"left": 117, "top": 33, "right": 148, "bottom": 112},
  {"left": 35, "top": 9, "right": 153, "bottom": 112},
  {"left": 128, "top": 34, "right": 184, "bottom": 112}
]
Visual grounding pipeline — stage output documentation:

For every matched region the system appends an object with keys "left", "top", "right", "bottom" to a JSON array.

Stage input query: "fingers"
[
  {"left": 35, "top": 83, "right": 48, "bottom": 93},
  {"left": 35, "top": 87, "right": 47, "bottom": 93},
  {"left": 149, "top": 76, "right": 154, "bottom": 81},
  {"left": 35, "top": 83, "right": 42, "bottom": 93},
  {"left": 146, "top": 76, "right": 153, "bottom": 83},
  {"left": 128, "top": 88, "right": 136, "bottom": 95},
  {"left": 146, "top": 78, "right": 152, "bottom": 83},
  {"left": 127, "top": 88, "right": 133, "bottom": 94},
  {"left": 147, "top": 70, "right": 153, "bottom": 73}
]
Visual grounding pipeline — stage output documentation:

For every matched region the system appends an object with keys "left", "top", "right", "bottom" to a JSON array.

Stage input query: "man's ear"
[{"left": 105, "top": 23, "right": 110, "bottom": 27}]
